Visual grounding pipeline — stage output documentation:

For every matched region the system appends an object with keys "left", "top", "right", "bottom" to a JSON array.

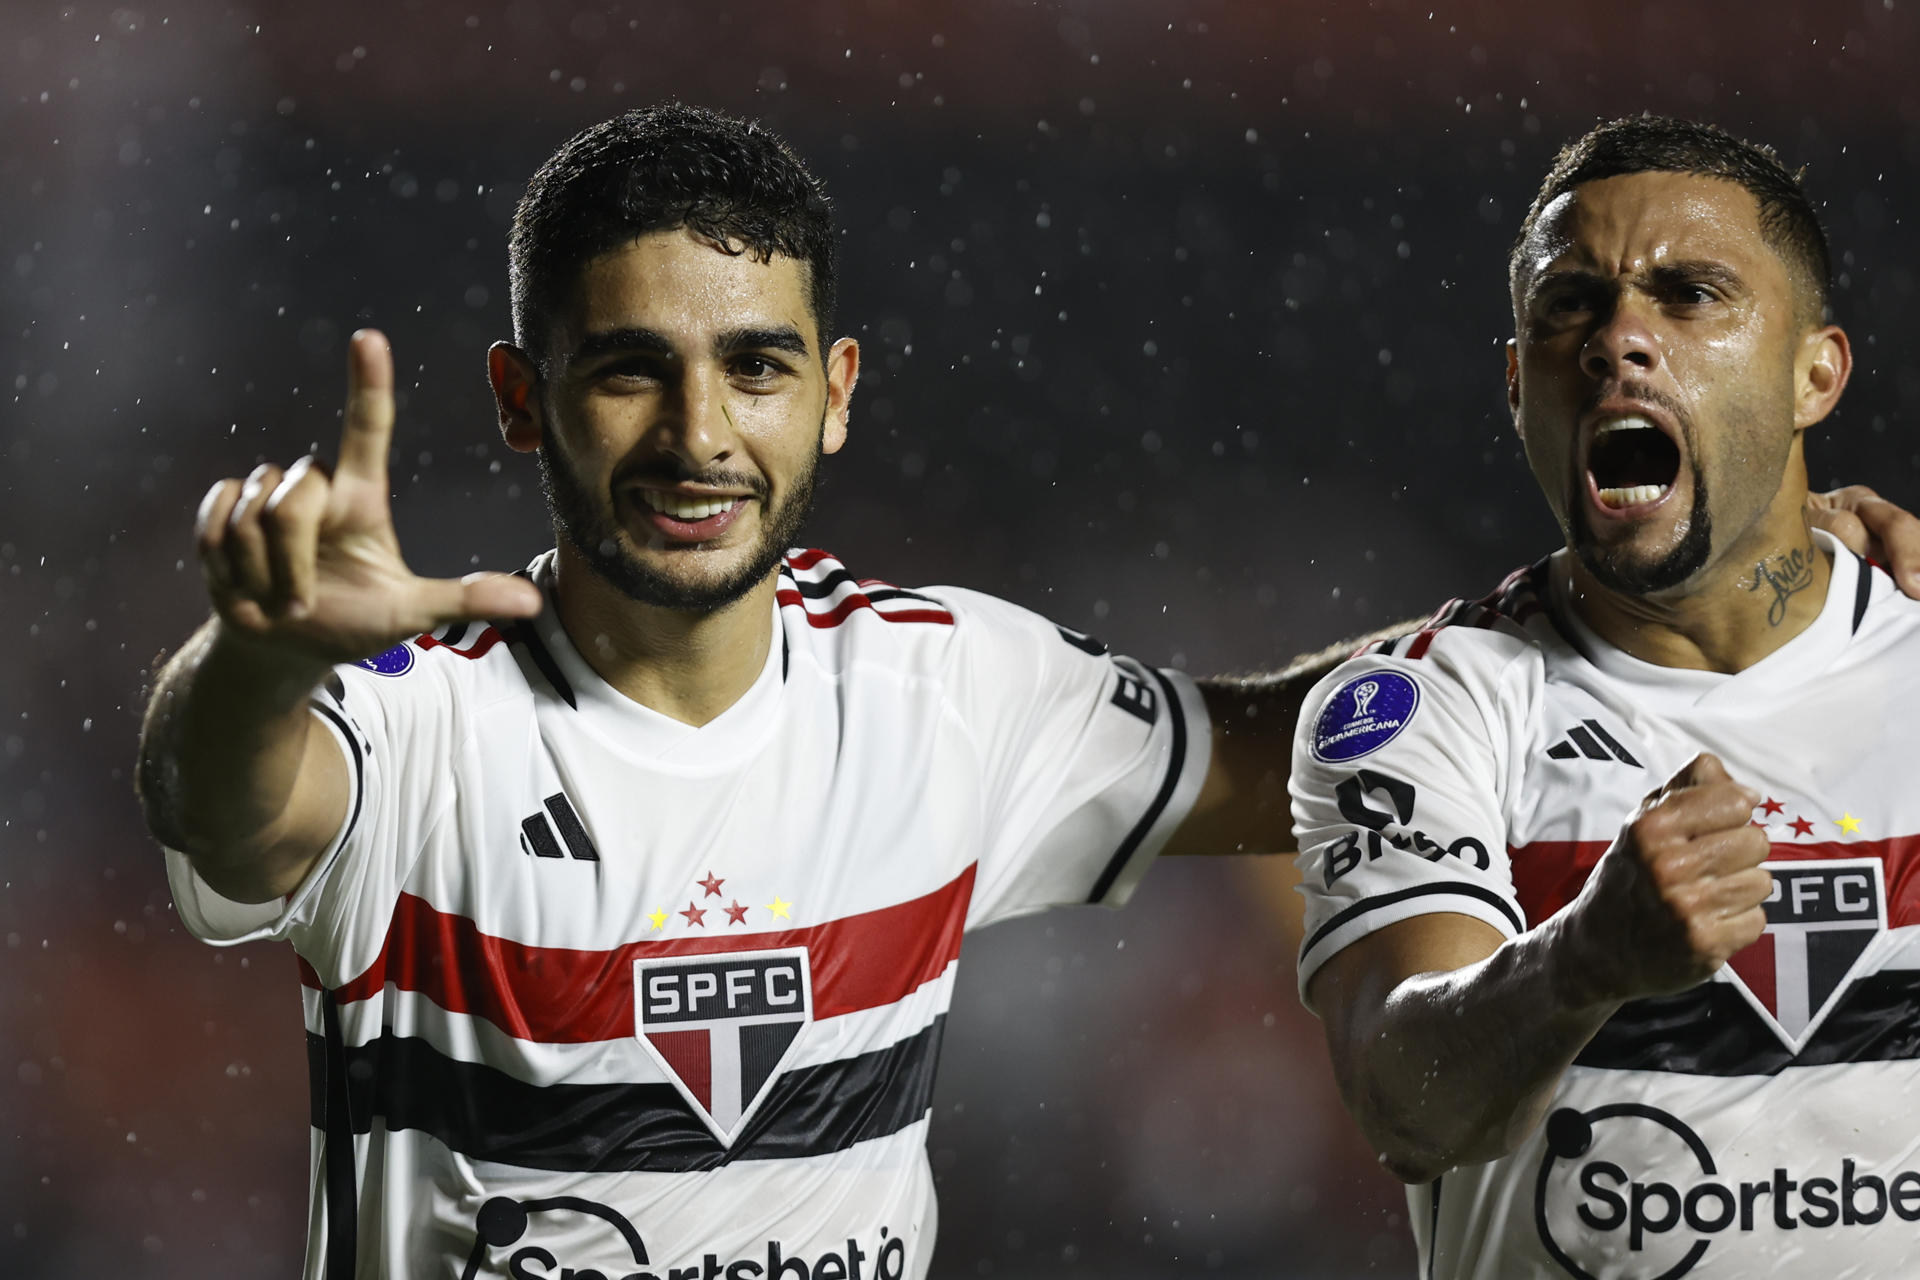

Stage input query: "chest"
[
  {"left": 420, "top": 684, "right": 986, "bottom": 952},
  {"left": 1510, "top": 670, "right": 1910, "bottom": 851}
]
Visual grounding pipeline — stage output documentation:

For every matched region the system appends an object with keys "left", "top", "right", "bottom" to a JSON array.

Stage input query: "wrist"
[
  {"left": 1539, "top": 904, "right": 1628, "bottom": 1015},
  {"left": 203, "top": 616, "right": 338, "bottom": 705}
]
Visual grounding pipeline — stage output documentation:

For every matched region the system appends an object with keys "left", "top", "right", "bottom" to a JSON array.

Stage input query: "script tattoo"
[{"left": 1751, "top": 544, "right": 1815, "bottom": 626}]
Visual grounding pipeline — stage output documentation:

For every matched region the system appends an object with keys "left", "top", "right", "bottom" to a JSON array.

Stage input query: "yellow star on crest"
[
  {"left": 1836, "top": 813, "right": 1862, "bottom": 836},
  {"left": 766, "top": 896, "right": 793, "bottom": 920},
  {"left": 646, "top": 909, "right": 667, "bottom": 931}
]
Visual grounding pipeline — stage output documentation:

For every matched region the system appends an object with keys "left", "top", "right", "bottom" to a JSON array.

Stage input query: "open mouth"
[{"left": 1586, "top": 416, "right": 1680, "bottom": 511}]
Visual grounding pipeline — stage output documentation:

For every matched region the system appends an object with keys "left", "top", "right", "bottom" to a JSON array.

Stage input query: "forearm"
[
  {"left": 137, "top": 615, "right": 334, "bottom": 867},
  {"left": 1337, "top": 912, "right": 1620, "bottom": 1182}
]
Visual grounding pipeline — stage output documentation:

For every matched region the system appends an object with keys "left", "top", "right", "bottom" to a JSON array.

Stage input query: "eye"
[
  {"left": 1669, "top": 282, "right": 1717, "bottom": 306},
  {"left": 729, "top": 353, "right": 793, "bottom": 386},
  {"left": 598, "top": 358, "right": 663, "bottom": 385},
  {"left": 1537, "top": 289, "right": 1592, "bottom": 321}
]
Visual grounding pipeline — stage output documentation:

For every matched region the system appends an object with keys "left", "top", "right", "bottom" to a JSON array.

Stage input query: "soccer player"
[
  {"left": 139, "top": 106, "right": 1913, "bottom": 1278},
  {"left": 1292, "top": 115, "right": 1920, "bottom": 1277},
  {"left": 135, "top": 104, "right": 1333, "bottom": 1280}
]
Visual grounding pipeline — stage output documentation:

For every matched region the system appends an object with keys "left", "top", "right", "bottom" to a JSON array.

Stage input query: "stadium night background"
[{"left": 6, "top": 1, "right": 1920, "bottom": 1275}]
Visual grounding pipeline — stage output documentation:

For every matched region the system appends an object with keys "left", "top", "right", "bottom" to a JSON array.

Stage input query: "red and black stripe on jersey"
[
  {"left": 1512, "top": 832, "right": 1920, "bottom": 1075},
  {"left": 777, "top": 550, "right": 954, "bottom": 628},
  {"left": 302, "top": 864, "right": 975, "bottom": 1172},
  {"left": 1359, "top": 558, "right": 1548, "bottom": 660}
]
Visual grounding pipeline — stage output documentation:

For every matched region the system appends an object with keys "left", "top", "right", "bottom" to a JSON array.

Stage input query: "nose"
[
  {"left": 655, "top": 369, "right": 734, "bottom": 472},
  {"left": 1580, "top": 297, "right": 1660, "bottom": 382}
]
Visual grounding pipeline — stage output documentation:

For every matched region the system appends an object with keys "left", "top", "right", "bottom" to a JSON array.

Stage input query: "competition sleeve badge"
[
  {"left": 1312, "top": 671, "right": 1421, "bottom": 763},
  {"left": 634, "top": 947, "right": 812, "bottom": 1146}
]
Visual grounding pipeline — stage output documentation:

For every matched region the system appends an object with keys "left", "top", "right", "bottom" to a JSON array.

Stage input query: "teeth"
[
  {"left": 1595, "top": 415, "right": 1661, "bottom": 439},
  {"left": 639, "top": 490, "right": 738, "bottom": 521},
  {"left": 1597, "top": 483, "right": 1669, "bottom": 509}
]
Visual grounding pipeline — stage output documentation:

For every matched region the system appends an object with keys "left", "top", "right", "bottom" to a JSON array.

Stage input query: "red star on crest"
[
  {"left": 723, "top": 900, "right": 750, "bottom": 926},
  {"left": 1789, "top": 816, "right": 1816, "bottom": 839},
  {"left": 679, "top": 902, "right": 708, "bottom": 928},
  {"left": 697, "top": 872, "right": 725, "bottom": 899},
  {"left": 1759, "top": 797, "right": 1785, "bottom": 817}
]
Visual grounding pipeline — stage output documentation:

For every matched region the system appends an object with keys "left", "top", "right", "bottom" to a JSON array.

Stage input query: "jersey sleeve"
[
  {"left": 1289, "top": 636, "right": 1531, "bottom": 1001},
  {"left": 929, "top": 588, "right": 1212, "bottom": 930},
  {"left": 162, "top": 642, "right": 458, "bottom": 984}
]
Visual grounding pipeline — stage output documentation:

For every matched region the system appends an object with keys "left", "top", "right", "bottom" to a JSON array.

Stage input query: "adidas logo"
[
  {"left": 519, "top": 792, "right": 601, "bottom": 861},
  {"left": 1545, "top": 719, "right": 1642, "bottom": 768}
]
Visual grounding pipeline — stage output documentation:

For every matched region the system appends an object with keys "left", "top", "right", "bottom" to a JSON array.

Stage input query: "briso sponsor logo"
[
  {"left": 461, "top": 1196, "right": 909, "bottom": 1280},
  {"left": 1321, "top": 770, "right": 1488, "bottom": 887},
  {"left": 1311, "top": 671, "right": 1420, "bottom": 763},
  {"left": 634, "top": 947, "right": 812, "bottom": 1146},
  {"left": 1535, "top": 1103, "right": 1920, "bottom": 1279}
]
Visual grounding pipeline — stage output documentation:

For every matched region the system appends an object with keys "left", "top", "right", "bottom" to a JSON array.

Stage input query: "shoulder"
[
  {"left": 777, "top": 549, "right": 988, "bottom": 676},
  {"left": 327, "top": 619, "right": 533, "bottom": 719},
  {"left": 1298, "top": 562, "right": 1553, "bottom": 759}
]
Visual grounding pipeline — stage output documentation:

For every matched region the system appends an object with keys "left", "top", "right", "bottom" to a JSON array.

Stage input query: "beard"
[
  {"left": 539, "top": 425, "right": 823, "bottom": 613},
  {"left": 1568, "top": 452, "right": 1713, "bottom": 596}
]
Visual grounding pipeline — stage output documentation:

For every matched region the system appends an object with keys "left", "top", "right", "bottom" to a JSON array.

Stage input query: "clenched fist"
[
  {"left": 1560, "top": 753, "right": 1773, "bottom": 1006},
  {"left": 194, "top": 329, "right": 542, "bottom": 664}
]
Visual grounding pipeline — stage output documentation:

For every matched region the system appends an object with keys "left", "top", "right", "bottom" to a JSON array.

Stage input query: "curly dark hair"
[
  {"left": 509, "top": 103, "right": 837, "bottom": 364},
  {"left": 1511, "top": 115, "right": 1831, "bottom": 323}
]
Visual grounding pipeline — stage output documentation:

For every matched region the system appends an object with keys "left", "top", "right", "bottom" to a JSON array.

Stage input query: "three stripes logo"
[
  {"left": 519, "top": 792, "right": 600, "bottom": 862},
  {"left": 1545, "top": 719, "right": 1642, "bottom": 768}
]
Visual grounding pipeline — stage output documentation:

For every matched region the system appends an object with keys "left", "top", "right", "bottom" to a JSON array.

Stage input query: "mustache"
[
  {"left": 1581, "top": 380, "right": 1692, "bottom": 437},
  {"left": 613, "top": 460, "right": 770, "bottom": 498}
]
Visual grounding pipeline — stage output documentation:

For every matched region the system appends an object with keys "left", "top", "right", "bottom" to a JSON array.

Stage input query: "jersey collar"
[{"left": 1548, "top": 529, "right": 1863, "bottom": 714}]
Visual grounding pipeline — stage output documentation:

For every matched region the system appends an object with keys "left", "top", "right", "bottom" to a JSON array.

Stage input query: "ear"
[
  {"left": 1793, "top": 324, "right": 1852, "bottom": 433},
  {"left": 1505, "top": 339, "right": 1523, "bottom": 432},
  {"left": 821, "top": 337, "right": 860, "bottom": 456},
  {"left": 488, "top": 342, "right": 544, "bottom": 454}
]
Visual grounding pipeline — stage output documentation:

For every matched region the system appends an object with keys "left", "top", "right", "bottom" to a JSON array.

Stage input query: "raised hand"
[
  {"left": 194, "top": 330, "right": 542, "bottom": 664},
  {"left": 1561, "top": 753, "right": 1773, "bottom": 1005}
]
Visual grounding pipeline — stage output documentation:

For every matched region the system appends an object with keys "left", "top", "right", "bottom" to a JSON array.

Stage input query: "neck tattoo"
[{"left": 1750, "top": 544, "right": 1815, "bottom": 627}]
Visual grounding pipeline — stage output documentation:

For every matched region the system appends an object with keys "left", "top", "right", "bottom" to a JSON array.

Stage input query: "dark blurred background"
[{"left": 6, "top": 0, "right": 1920, "bottom": 1275}]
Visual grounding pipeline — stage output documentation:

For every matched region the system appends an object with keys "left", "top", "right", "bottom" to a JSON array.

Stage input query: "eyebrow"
[
  {"left": 1646, "top": 260, "right": 1747, "bottom": 292},
  {"left": 569, "top": 324, "right": 813, "bottom": 368},
  {"left": 1527, "top": 259, "right": 1747, "bottom": 301},
  {"left": 714, "top": 325, "right": 811, "bottom": 360},
  {"left": 570, "top": 327, "right": 675, "bottom": 365}
]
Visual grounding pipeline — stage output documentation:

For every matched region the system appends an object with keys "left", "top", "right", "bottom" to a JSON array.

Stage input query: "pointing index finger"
[{"left": 338, "top": 328, "right": 395, "bottom": 483}]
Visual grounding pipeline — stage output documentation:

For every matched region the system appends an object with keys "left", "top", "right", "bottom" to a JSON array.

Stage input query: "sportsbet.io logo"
[
  {"left": 458, "top": 1195, "right": 911, "bottom": 1280},
  {"left": 1535, "top": 1104, "right": 1920, "bottom": 1278}
]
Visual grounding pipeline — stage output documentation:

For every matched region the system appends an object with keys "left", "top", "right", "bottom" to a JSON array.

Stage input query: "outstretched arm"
[{"left": 137, "top": 330, "right": 541, "bottom": 903}]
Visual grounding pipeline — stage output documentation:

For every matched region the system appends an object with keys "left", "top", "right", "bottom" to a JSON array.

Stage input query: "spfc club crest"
[
  {"left": 1724, "top": 858, "right": 1886, "bottom": 1053},
  {"left": 633, "top": 947, "right": 812, "bottom": 1146}
]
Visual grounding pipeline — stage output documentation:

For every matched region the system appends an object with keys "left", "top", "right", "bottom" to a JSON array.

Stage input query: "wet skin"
[{"left": 1505, "top": 171, "right": 1851, "bottom": 669}]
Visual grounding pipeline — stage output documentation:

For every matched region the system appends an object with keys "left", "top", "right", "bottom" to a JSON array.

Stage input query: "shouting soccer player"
[{"left": 1292, "top": 115, "right": 1920, "bottom": 1277}]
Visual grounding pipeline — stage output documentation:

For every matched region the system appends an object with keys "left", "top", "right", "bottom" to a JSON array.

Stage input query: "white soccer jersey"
[
  {"left": 165, "top": 548, "right": 1209, "bottom": 1280},
  {"left": 1292, "top": 532, "right": 1920, "bottom": 1280}
]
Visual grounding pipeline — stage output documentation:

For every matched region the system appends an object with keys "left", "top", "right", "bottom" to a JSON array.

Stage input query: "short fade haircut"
[
  {"left": 1510, "top": 114, "right": 1832, "bottom": 323},
  {"left": 509, "top": 103, "right": 837, "bottom": 365}
]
